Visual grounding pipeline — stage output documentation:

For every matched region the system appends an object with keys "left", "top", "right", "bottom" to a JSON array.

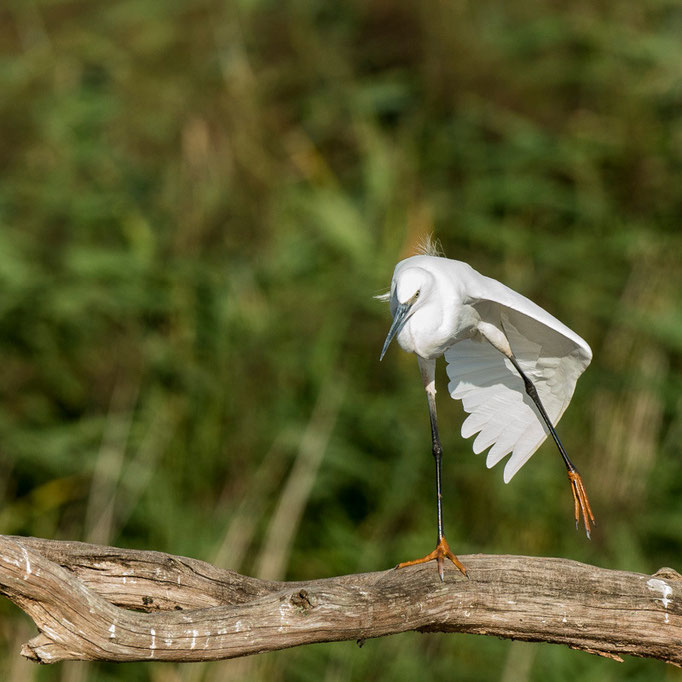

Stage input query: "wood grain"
[{"left": 0, "top": 535, "right": 680, "bottom": 665}]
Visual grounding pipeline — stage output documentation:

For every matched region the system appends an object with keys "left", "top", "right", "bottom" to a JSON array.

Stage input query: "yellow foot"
[
  {"left": 396, "top": 536, "right": 467, "bottom": 581},
  {"left": 568, "top": 469, "right": 596, "bottom": 539}
]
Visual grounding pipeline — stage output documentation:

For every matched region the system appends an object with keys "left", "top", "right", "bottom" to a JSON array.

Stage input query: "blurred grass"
[{"left": 1, "top": 0, "right": 681, "bottom": 680}]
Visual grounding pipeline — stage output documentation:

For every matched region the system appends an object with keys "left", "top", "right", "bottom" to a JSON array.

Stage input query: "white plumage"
[
  {"left": 382, "top": 254, "right": 591, "bottom": 480},
  {"left": 446, "top": 288, "right": 591, "bottom": 482},
  {"left": 379, "top": 250, "right": 594, "bottom": 578}
]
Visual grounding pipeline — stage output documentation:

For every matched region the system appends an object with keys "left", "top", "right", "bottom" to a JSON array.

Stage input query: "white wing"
[{"left": 444, "top": 269, "right": 591, "bottom": 483}]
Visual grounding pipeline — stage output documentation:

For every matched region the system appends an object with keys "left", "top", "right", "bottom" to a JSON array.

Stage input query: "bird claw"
[
  {"left": 396, "top": 536, "right": 468, "bottom": 581},
  {"left": 568, "top": 469, "right": 595, "bottom": 539}
]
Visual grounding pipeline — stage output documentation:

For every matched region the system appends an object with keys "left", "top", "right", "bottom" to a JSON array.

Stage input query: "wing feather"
[{"left": 445, "top": 294, "right": 591, "bottom": 482}]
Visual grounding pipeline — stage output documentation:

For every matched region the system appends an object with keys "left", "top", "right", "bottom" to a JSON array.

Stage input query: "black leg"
[
  {"left": 507, "top": 357, "right": 577, "bottom": 473},
  {"left": 426, "top": 390, "right": 445, "bottom": 545},
  {"left": 507, "top": 355, "right": 595, "bottom": 537},
  {"left": 395, "top": 358, "right": 467, "bottom": 580}
]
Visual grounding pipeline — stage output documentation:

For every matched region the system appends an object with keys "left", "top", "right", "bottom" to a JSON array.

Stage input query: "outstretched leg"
[
  {"left": 507, "top": 355, "right": 595, "bottom": 538},
  {"left": 476, "top": 320, "right": 595, "bottom": 538},
  {"left": 396, "top": 357, "right": 467, "bottom": 580}
]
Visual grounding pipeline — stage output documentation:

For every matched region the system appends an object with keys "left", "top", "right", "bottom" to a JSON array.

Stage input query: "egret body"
[{"left": 380, "top": 250, "right": 594, "bottom": 580}]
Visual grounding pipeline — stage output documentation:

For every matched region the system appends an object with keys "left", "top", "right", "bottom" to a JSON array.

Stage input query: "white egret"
[{"left": 379, "top": 246, "right": 594, "bottom": 580}]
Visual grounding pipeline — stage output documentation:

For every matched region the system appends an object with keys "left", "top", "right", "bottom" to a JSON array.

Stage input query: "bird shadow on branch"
[{"left": 0, "top": 535, "right": 679, "bottom": 666}]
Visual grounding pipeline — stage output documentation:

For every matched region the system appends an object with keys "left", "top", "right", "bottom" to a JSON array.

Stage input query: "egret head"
[
  {"left": 395, "top": 267, "right": 429, "bottom": 305},
  {"left": 380, "top": 267, "right": 432, "bottom": 360}
]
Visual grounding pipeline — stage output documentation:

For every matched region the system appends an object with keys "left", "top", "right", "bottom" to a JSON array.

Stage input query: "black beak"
[{"left": 380, "top": 302, "right": 413, "bottom": 361}]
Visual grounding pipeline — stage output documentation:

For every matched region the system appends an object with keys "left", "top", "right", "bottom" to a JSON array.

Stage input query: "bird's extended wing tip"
[{"left": 502, "top": 463, "right": 517, "bottom": 484}]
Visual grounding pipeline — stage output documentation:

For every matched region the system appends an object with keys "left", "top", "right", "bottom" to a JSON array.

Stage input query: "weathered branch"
[{"left": 0, "top": 535, "right": 679, "bottom": 665}]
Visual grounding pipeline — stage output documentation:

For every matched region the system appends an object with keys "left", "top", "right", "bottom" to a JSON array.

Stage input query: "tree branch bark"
[{"left": 0, "top": 535, "right": 679, "bottom": 665}]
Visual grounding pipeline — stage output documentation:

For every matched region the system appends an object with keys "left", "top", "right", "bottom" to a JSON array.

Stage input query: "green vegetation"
[{"left": 1, "top": 1, "right": 681, "bottom": 680}]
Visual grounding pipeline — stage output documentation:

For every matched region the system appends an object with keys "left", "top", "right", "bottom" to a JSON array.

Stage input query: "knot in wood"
[
  {"left": 653, "top": 567, "right": 682, "bottom": 583},
  {"left": 290, "top": 589, "right": 317, "bottom": 611}
]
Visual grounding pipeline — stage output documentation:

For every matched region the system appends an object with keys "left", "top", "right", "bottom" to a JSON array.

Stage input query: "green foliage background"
[{"left": 1, "top": 1, "right": 681, "bottom": 680}]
